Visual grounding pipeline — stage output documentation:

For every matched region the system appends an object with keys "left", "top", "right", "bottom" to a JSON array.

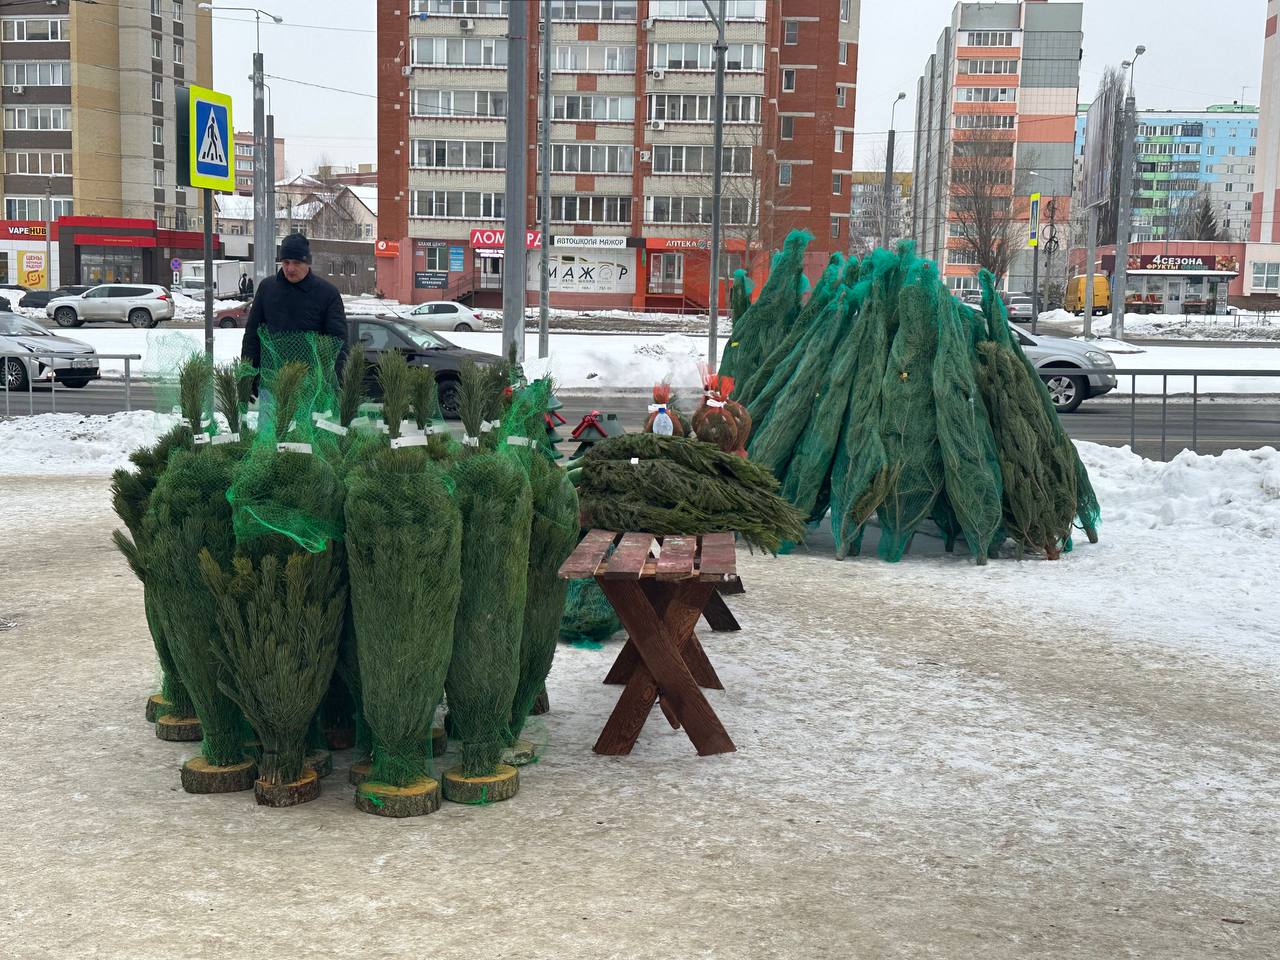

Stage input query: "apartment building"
[
  {"left": 849, "top": 171, "right": 912, "bottom": 255},
  {"left": 0, "top": 0, "right": 213, "bottom": 285},
  {"left": 1073, "top": 103, "right": 1258, "bottom": 243},
  {"left": 232, "top": 130, "right": 287, "bottom": 196},
  {"left": 911, "top": 0, "right": 1082, "bottom": 295},
  {"left": 376, "top": 0, "right": 859, "bottom": 310}
]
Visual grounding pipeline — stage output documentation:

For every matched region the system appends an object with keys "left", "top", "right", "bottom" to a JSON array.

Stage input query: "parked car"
[
  {"left": 214, "top": 301, "right": 250, "bottom": 328},
  {"left": 0, "top": 283, "right": 31, "bottom": 301},
  {"left": 19, "top": 285, "right": 91, "bottom": 310},
  {"left": 1065, "top": 274, "right": 1111, "bottom": 316},
  {"left": 350, "top": 315, "right": 501, "bottom": 418},
  {"left": 1007, "top": 295, "right": 1035, "bottom": 321},
  {"left": 0, "top": 311, "right": 100, "bottom": 390},
  {"left": 1015, "top": 326, "right": 1116, "bottom": 413},
  {"left": 389, "top": 300, "right": 484, "bottom": 332},
  {"left": 47, "top": 284, "right": 174, "bottom": 328}
]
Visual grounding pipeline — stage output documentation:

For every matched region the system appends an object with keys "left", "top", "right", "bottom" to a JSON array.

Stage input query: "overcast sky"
[{"left": 209, "top": 0, "right": 1269, "bottom": 176}]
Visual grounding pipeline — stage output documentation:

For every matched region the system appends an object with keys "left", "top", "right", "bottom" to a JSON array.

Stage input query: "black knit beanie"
[{"left": 279, "top": 233, "right": 312, "bottom": 263}]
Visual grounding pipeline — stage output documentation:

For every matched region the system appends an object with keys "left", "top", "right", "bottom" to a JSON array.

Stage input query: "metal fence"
[{"left": 2, "top": 351, "right": 142, "bottom": 417}]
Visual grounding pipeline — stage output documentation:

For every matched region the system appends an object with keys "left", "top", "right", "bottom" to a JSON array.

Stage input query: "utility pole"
[
  {"left": 1082, "top": 203, "right": 1099, "bottom": 339},
  {"left": 1112, "top": 45, "right": 1145, "bottom": 340},
  {"left": 883, "top": 92, "right": 906, "bottom": 249},
  {"left": 502, "top": 0, "right": 529, "bottom": 363},
  {"left": 538, "top": 0, "right": 551, "bottom": 359},
  {"left": 43, "top": 177, "right": 53, "bottom": 290},
  {"left": 703, "top": 0, "right": 727, "bottom": 368},
  {"left": 265, "top": 110, "right": 277, "bottom": 268}
]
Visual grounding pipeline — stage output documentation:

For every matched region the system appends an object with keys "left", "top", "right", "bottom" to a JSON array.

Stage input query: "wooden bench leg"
[
  {"left": 607, "top": 582, "right": 724, "bottom": 690},
  {"left": 594, "top": 580, "right": 735, "bottom": 757},
  {"left": 702, "top": 591, "right": 741, "bottom": 632}
]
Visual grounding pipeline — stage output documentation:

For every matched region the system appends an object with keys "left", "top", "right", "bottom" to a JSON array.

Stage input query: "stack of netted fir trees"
[
  {"left": 720, "top": 230, "right": 1100, "bottom": 564},
  {"left": 113, "top": 335, "right": 578, "bottom": 817}
]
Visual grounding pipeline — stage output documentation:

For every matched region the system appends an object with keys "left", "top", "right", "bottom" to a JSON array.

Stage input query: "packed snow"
[
  {"left": 0, "top": 410, "right": 182, "bottom": 475},
  {"left": 1092, "top": 311, "right": 1280, "bottom": 342}
]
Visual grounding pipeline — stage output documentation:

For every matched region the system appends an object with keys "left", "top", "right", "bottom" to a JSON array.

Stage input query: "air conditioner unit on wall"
[
  {"left": 642, "top": 17, "right": 654, "bottom": 30},
  {"left": 640, "top": 150, "right": 652, "bottom": 161},
  {"left": 11, "top": 85, "right": 23, "bottom": 95},
  {"left": 650, "top": 68, "right": 665, "bottom": 80},
  {"left": 459, "top": 18, "right": 475, "bottom": 31},
  {"left": 651, "top": 119, "right": 665, "bottom": 131}
]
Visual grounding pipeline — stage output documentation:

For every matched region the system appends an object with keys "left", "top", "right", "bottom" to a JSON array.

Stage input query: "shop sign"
[
  {"left": 469, "top": 228, "right": 542, "bottom": 249},
  {"left": 414, "top": 271, "right": 448, "bottom": 289},
  {"left": 648, "top": 237, "right": 710, "bottom": 251},
  {"left": 526, "top": 248, "right": 636, "bottom": 295},
  {"left": 375, "top": 240, "right": 400, "bottom": 258},
  {"left": 1128, "top": 253, "right": 1240, "bottom": 274},
  {"left": 4, "top": 224, "right": 47, "bottom": 239},
  {"left": 553, "top": 235, "right": 628, "bottom": 249},
  {"left": 19, "top": 251, "right": 46, "bottom": 288},
  {"left": 449, "top": 246, "right": 465, "bottom": 272}
]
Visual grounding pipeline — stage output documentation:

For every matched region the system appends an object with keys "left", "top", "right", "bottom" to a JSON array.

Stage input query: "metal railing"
[{"left": 1, "top": 351, "right": 142, "bottom": 417}]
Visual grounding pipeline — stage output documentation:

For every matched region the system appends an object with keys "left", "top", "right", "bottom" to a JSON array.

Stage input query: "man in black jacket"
[{"left": 241, "top": 233, "right": 346, "bottom": 374}]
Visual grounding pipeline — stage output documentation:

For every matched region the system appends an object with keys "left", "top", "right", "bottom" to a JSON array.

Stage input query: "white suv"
[{"left": 48, "top": 284, "right": 175, "bottom": 328}]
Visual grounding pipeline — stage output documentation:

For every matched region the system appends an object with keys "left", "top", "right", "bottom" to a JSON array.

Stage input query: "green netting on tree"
[
  {"left": 559, "top": 577, "right": 622, "bottom": 647},
  {"left": 199, "top": 547, "right": 346, "bottom": 786},
  {"left": 719, "top": 229, "right": 811, "bottom": 382},
  {"left": 446, "top": 448, "right": 533, "bottom": 777},
  {"left": 729, "top": 269, "right": 753, "bottom": 325},
  {"left": 111, "top": 421, "right": 197, "bottom": 718},
  {"left": 345, "top": 450, "right": 462, "bottom": 786},
  {"left": 874, "top": 259, "right": 945, "bottom": 562}
]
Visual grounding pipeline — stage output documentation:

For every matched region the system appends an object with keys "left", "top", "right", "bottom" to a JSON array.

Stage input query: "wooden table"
[{"left": 558, "top": 530, "right": 738, "bottom": 757}]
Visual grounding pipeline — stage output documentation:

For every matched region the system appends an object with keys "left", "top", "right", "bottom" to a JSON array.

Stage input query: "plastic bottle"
[{"left": 652, "top": 406, "right": 674, "bottom": 436}]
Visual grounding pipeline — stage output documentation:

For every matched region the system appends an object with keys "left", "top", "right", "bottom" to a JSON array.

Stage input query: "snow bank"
[
  {"left": 1090, "top": 312, "right": 1280, "bottom": 342},
  {"left": 0, "top": 410, "right": 181, "bottom": 476},
  {"left": 1091, "top": 343, "right": 1280, "bottom": 395}
]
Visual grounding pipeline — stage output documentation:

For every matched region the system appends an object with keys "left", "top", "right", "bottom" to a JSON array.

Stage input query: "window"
[
  {"left": 173, "top": 40, "right": 184, "bottom": 63},
  {"left": 414, "top": 0, "right": 510, "bottom": 14},
  {"left": 958, "top": 59, "right": 1018, "bottom": 75},
  {"left": 955, "top": 114, "right": 1015, "bottom": 129},
  {"left": 648, "top": 252, "right": 683, "bottom": 293},
  {"left": 1, "top": 62, "right": 70, "bottom": 86},
  {"left": 4, "top": 196, "right": 72, "bottom": 220},
  {"left": 3, "top": 151, "right": 71, "bottom": 176},
  {"left": 1253, "top": 262, "right": 1280, "bottom": 291},
  {"left": 782, "top": 69, "right": 796, "bottom": 92},
  {"left": 959, "top": 87, "right": 1015, "bottom": 103},
  {"left": 409, "top": 139, "right": 507, "bottom": 169},
  {"left": 778, "top": 162, "right": 792, "bottom": 186},
  {"left": 409, "top": 190, "right": 504, "bottom": 219},
  {"left": 153, "top": 79, "right": 163, "bottom": 102},
  {"left": 784, "top": 21, "right": 798, "bottom": 45},
  {"left": 173, "top": 0, "right": 183, "bottom": 19},
  {"left": 1, "top": 18, "right": 69, "bottom": 41},
  {"left": 840, "top": 0, "right": 851, "bottom": 22},
  {"left": 831, "top": 217, "right": 841, "bottom": 238},
  {"left": 649, "top": 0, "right": 764, "bottom": 19},
  {"left": 548, "top": 0, "right": 638, "bottom": 21},
  {"left": 153, "top": 168, "right": 164, "bottom": 187},
  {"left": 645, "top": 195, "right": 754, "bottom": 225},
  {"left": 542, "top": 142, "right": 634, "bottom": 174},
  {"left": 151, "top": 0, "right": 161, "bottom": 13},
  {"left": 647, "top": 94, "right": 760, "bottom": 123},
  {"left": 651, "top": 144, "right": 751, "bottom": 175},
  {"left": 836, "top": 87, "right": 846, "bottom": 108},
  {"left": 536, "top": 195, "right": 632, "bottom": 224},
  {"left": 838, "top": 42, "right": 848, "bottom": 65},
  {"left": 966, "top": 31, "right": 1015, "bottom": 46},
  {"left": 780, "top": 116, "right": 794, "bottom": 140},
  {"left": 411, "top": 36, "right": 508, "bottom": 67},
  {"left": 411, "top": 89, "right": 507, "bottom": 118},
  {"left": 423, "top": 247, "right": 448, "bottom": 271},
  {"left": 1225, "top": 182, "right": 1234, "bottom": 192},
  {"left": 648, "top": 42, "right": 763, "bottom": 72},
  {"left": 153, "top": 121, "right": 164, "bottom": 145},
  {"left": 832, "top": 173, "right": 842, "bottom": 195},
  {"left": 550, "top": 94, "right": 635, "bottom": 121},
  {"left": 554, "top": 44, "right": 636, "bottom": 73},
  {"left": 152, "top": 36, "right": 162, "bottom": 59},
  {"left": 3, "top": 107, "right": 71, "bottom": 131},
  {"left": 835, "top": 130, "right": 844, "bottom": 152}
]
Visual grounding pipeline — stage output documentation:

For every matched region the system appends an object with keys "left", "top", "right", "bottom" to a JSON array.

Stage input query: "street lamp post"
[
  {"left": 701, "top": 0, "right": 728, "bottom": 369},
  {"left": 1113, "top": 44, "right": 1145, "bottom": 340},
  {"left": 199, "top": 3, "right": 283, "bottom": 287},
  {"left": 883, "top": 92, "right": 906, "bottom": 250}
]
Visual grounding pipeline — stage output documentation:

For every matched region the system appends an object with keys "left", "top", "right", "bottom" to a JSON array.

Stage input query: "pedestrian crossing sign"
[{"left": 188, "top": 85, "right": 233, "bottom": 192}]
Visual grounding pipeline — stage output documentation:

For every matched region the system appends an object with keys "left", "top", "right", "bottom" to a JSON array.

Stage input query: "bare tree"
[
  {"left": 679, "top": 124, "right": 774, "bottom": 281},
  {"left": 948, "top": 131, "right": 1021, "bottom": 282},
  {"left": 1172, "top": 186, "right": 1226, "bottom": 241},
  {"left": 1095, "top": 66, "right": 1128, "bottom": 243},
  {"left": 850, "top": 144, "right": 910, "bottom": 256}
]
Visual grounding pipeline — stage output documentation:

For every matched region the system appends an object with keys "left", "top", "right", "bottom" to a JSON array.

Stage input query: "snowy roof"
[
  {"left": 279, "top": 200, "right": 323, "bottom": 221},
  {"left": 276, "top": 173, "right": 325, "bottom": 190},
  {"left": 214, "top": 195, "right": 255, "bottom": 221},
  {"left": 347, "top": 186, "right": 378, "bottom": 218}
]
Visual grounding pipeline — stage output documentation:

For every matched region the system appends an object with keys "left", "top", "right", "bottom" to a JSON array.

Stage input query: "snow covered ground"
[
  {"left": 1090, "top": 342, "right": 1280, "bottom": 395},
  {"left": 1092, "top": 311, "right": 1280, "bottom": 342}
]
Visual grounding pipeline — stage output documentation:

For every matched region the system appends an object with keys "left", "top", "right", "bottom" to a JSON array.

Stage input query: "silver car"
[
  {"left": 389, "top": 300, "right": 483, "bottom": 332},
  {"left": 1007, "top": 295, "right": 1035, "bottom": 321},
  {"left": 47, "top": 283, "right": 174, "bottom": 329},
  {"left": 1014, "top": 326, "right": 1116, "bottom": 413},
  {"left": 0, "top": 311, "right": 100, "bottom": 390}
]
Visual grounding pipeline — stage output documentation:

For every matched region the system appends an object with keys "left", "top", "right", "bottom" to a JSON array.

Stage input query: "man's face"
[{"left": 281, "top": 259, "right": 310, "bottom": 283}]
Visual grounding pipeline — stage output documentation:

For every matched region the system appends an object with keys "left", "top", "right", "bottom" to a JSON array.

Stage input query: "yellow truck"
[{"left": 1065, "top": 275, "right": 1111, "bottom": 316}]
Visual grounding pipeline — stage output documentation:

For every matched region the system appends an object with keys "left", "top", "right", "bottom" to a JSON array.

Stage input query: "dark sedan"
[
  {"left": 350, "top": 315, "right": 501, "bottom": 418},
  {"left": 19, "top": 285, "right": 91, "bottom": 310}
]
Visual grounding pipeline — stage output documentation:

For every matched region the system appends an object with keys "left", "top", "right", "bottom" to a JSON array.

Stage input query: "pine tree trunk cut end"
[
  {"left": 254, "top": 769, "right": 321, "bottom": 807},
  {"left": 305, "top": 749, "right": 334, "bottom": 779},
  {"left": 443, "top": 764, "right": 519, "bottom": 805},
  {"left": 355, "top": 777, "right": 442, "bottom": 818},
  {"left": 180, "top": 757, "right": 257, "bottom": 794},
  {"left": 145, "top": 694, "right": 171, "bottom": 723},
  {"left": 348, "top": 759, "right": 372, "bottom": 786},
  {"left": 501, "top": 738, "right": 538, "bottom": 767},
  {"left": 155, "top": 714, "right": 203, "bottom": 742}
]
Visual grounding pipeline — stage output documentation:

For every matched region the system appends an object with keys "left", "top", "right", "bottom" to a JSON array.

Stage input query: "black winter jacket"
[{"left": 241, "top": 268, "right": 347, "bottom": 370}]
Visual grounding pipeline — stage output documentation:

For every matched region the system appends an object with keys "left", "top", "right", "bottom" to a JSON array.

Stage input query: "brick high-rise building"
[
  {"left": 911, "top": 0, "right": 1082, "bottom": 296},
  {"left": 233, "top": 130, "right": 287, "bottom": 196},
  {"left": 1250, "top": 0, "right": 1278, "bottom": 246},
  {"left": 376, "top": 0, "right": 859, "bottom": 310}
]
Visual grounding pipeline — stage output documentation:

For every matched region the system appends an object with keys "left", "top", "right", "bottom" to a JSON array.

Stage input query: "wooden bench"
[{"left": 557, "top": 530, "right": 738, "bottom": 757}]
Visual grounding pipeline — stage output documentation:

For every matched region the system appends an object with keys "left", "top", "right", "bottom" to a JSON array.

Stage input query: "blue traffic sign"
[{"left": 187, "top": 85, "right": 234, "bottom": 192}]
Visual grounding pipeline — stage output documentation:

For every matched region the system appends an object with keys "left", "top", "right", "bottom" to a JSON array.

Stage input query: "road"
[{"left": 4, "top": 381, "right": 1279, "bottom": 460}]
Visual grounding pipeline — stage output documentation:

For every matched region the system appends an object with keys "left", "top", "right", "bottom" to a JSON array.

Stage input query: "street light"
[
  {"left": 199, "top": 3, "right": 283, "bottom": 287},
  {"left": 1112, "top": 43, "right": 1146, "bottom": 339},
  {"left": 882, "top": 92, "right": 907, "bottom": 249}
]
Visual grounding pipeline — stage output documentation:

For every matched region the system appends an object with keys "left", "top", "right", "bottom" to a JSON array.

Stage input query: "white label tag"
[
  {"left": 480, "top": 420, "right": 496, "bottom": 434},
  {"left": 630, "top": 457, "right": 640, "bottom": 465},
  {"left": 390, "top": 435, "right": 431, "bottom": 449},
  {"left": 505, "top": 435, "right": 530, "bottom": 447},
  {"left": 277, "top": 442, "right": 312, "bottom": 455},
  {"left": 313, "top": 418, "right": 348, "bottom": 436},
  {"left": 705, "top": 398, "right": 726, "bottom": 408},
  {"left": 462, "top": 435, "right": 480, "bottom": 448},
  {"left": 211, "top": 432, "right": 240, "bottom": 445},
  {"left": 193, "top": 433, "right": 211, "bottom": 445}
]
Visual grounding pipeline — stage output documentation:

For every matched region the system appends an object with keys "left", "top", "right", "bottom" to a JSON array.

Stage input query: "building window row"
[
  {"left": 2, "top": 61, "right": 70, "bottom": 87},
  {"left": 1137, "top": 122, "right": 1203, "bottom": 138},
  {"left": 958, "top": 87, "right": 1015, "bottom": 103},
  {"left": 1253, "top": 262, "right": 1280, "bottom": 291},
  {"left": 965, "top": 31, "right": 1015, "bottom": 47},
  {"left": 412, "top": 37, "right": 507, "bottom": 68},
  {"left": 3, "top": 150, "right": 71, "bottom": 176},
  {"left": 411, "top": 0, "right": 509, "bottom": 14},
  {"left": 648, "top": 94, "right": 761, "bottom": 123},
  {"left": 955, "top": 114, "right": 1015, "bottom": 130},
  {"left": 548, "top": 0, "right": 637, "bottom": 20},
  {"left": 651, "top": 144, "right": 751, "bottom": 175},
  {"left": 554, "top": 43, "right": 636, "bottom": 73},
  {"left": 1140, "top": 142, "right": 1200, "bottom": 155},
  {"left": 650, "top": 0, "right": 764, "bottom": 19},
  {"left": 410, "top": 189, "right": 504, "bottom": 219},
  {"left": 648, "top": 42, "right": 765, "bottom": 72},
  {"left": 3, "top": 106, "right": 71, "bottom": 131},
  {"left": 411, "top": 89, "right": 507, "bottom": 119},
  {"left": 547, "top": 94, "right": 634, "bottom": 121},
  {"left": 536, "top": 194, "right": 633, "bottom": 224},
  {"left": 4, "top": 195, "right": 73, "bottom": 221},
  {"left": 644, "top": 195, "right": 755, "bottom": 225},
  {"left": 0, "top": 17, "right": 68, "bottom": 42},
  {"left": 541, "top": 142, "right": 634, "bottom": 174},
  {"left": 958, "top": 59, "right": 1018, "bottom": 75},
  {"left": 953, "top": 167, "right": 1011, "bottom": 185},
  {"left": 410, "top": 138, "right": 506, "bottom": 169},
  {"left": 235, "top": 143, "right": 254, "bottom": 157},
  {"left": 953, "top": 140, "right": 1014, "bottom": 157}
]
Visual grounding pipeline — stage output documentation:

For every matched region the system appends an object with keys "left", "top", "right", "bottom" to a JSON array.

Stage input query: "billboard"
[
  {"left": 527, "top": 248, "right": 636, "bottom": 294},
  {"left": 1080, "top": 88, "right": 1117, "bottom": 209},
  {"left": 19, "top": 251, "right": 46, "bottom": 288}
]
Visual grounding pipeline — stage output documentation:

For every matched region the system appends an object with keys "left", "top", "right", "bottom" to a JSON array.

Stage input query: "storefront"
[
  {"left": 1100, "top": 250, "right": 1242, "bottom": 315},
  {"left": 0, "top": 221, "right": 61, "bottom": 289},
  {"left": 54, "top": 217, "right": 219, "bottom": 288}
]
